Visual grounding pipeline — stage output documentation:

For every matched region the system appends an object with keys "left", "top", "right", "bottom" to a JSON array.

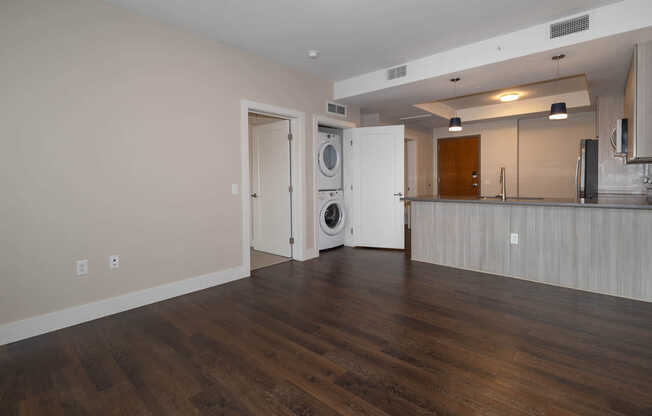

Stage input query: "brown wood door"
[{"left": 438, "top": 136, "right": 480, "bottom": 197}]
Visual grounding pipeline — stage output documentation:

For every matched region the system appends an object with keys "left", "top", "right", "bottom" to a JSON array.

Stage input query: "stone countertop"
[{"left": 403, "top": 194, "right": 652, "bottom": 210}]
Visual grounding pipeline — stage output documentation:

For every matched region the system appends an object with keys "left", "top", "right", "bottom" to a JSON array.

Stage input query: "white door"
[
  {"left": 251, "top": 120, "right": 292, "bottom": 257},
  {"left": 406, "top": 140, "right": 417, "bottom": 197},
  {"left": 347, "top": 125, "right": 404, "bottom": 249}
]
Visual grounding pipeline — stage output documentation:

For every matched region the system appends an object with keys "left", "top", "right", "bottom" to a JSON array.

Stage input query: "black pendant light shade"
[
  {"left": 549, "top": 102, "right": 568, "bottom": 120},
  {"left": 549, "top": 55, "right": 568, "bottom": 120},
  {"left": 448, "top": 117, "right": 463, "bottom": 132}
]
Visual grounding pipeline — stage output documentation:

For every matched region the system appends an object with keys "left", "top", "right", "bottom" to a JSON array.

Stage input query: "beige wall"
[
  {"left": 518, "top": 112, "right": 595, "bottom": 198},
  {"left": 404, "top": 129, "right": 434, "bottom": 195},
  {"left": 0, "top": 0, "right": 358, "bottom": 325},
  {"left": 434, "top": 119, "right": 518, "bottom": 197},
  {"left": 433, "top": 99, "right": 645, "bottom": 198}
]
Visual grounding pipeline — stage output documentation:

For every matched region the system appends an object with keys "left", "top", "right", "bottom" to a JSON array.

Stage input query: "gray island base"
[{"left": 408, "top": 197, "right": 652, "bottom": 303}]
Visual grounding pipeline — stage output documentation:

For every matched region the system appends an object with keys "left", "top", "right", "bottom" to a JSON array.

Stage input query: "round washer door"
[
  {"left": 318, "top": 140, "right": 340, "bottom": 177},
  {"left": 320, "top": 200, "right": 345, "bottom": 236}
]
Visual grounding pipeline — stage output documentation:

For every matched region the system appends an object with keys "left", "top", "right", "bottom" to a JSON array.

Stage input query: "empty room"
[{"left": 2, "top": 0, "right": 652, "bottom": 415}]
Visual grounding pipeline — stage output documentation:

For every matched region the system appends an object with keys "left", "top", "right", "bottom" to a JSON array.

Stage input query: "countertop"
[{"left": 403, "top": 194, "right": 652, "bottom": 210}]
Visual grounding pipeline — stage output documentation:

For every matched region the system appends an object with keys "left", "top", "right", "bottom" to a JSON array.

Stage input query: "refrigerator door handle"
[{"left": 575, "top": 156, "right": 581, "bottom": 201}]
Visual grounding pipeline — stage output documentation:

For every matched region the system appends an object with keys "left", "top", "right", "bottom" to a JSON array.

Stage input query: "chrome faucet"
[{"left": 499, "top": 167, "right": 507, "bottom": 201}]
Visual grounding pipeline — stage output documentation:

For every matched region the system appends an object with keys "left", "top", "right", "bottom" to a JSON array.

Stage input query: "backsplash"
[{"left": 597, "top": 95, "right": 647, "bottom": 194}]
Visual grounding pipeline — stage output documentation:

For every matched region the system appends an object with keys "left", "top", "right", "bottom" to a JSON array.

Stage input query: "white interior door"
[
  {"left": 348, "top": 125, "right": 404, "bottom": 249},
  {"left": 251, "top": 120, "right": 291, "bottom": 257}
]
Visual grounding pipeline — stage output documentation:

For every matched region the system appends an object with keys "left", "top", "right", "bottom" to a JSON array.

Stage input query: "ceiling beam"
[{"left": 334, "top": 0, "right": 652, "bottom": 100}]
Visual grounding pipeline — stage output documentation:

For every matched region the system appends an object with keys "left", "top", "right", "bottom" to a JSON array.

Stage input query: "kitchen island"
[{"left": 406, "top": 195, "right": 652, "bottom": 302}]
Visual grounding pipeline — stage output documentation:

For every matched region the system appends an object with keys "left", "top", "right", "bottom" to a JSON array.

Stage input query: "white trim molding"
[
  {"left": 0, "top": 266, "right": 248, "bottom": 346},
  {"left": 241, "top": 100, "right": 307, "bottom": 265}
]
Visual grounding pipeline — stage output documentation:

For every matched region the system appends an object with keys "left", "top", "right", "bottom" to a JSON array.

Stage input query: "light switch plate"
[
  {"left": 231, "top": 184, "right": 239, "bottom": 195},
  {"left": 510, "top": 233, "right": 519, "bottom": 245},
  {"left": 76, "top": 259, "right": 88, "bottom": 276}
]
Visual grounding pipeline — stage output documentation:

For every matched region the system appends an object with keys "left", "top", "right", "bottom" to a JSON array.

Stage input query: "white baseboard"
[{"left": 0, "top": 265, "right": 249, "bottom": 346}]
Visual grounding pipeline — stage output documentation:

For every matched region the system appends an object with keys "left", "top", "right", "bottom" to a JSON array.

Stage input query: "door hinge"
[
  {"left": 289, "top": 237, "right": 295, "bottom": 245},
  {"left": 288, "top": 133, "right": 293, "bottom": 141},
  {"left": 288, "top": 185, "right": 293, "bottom": 193}
]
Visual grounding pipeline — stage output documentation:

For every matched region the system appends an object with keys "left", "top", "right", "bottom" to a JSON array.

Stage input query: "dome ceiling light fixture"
[
  {"left": 549, "top": 54, "right": 568, "bottom": 120},
  {"left": 499, "top": 92, "right": 521, "bottom": 102},
  {"left": 448, "top": 77, "right": 463, "bottom": 132}
]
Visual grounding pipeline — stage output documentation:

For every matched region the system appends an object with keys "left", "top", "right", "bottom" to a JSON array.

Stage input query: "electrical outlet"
[
  {"left": 109, "top": 255, "right": 120, "bottom": 270},
  {"left": 510, "top": 233, "right": 519, "bottom": 245},
  {"left": 76, "top": 259, "right": 88, "bottom": 277}
]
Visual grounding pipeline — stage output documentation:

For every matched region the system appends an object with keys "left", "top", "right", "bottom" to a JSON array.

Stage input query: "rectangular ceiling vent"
[
  {"left": 387, "top": 65, "right": 407, "bottom": 80},
  {"left": 550, "top": 14, "right": 589, "bottom": 39},
  {"left": 327, "top": 101, "right": 347, "bottom": 117}
]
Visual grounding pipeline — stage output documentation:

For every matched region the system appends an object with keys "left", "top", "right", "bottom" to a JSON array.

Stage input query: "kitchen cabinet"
[{"left": 625, "top": 41, "right": 652, "bottom": 163}]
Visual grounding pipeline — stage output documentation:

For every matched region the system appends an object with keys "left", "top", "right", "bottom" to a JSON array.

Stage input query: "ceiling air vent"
[
  {"left": 327, "top": 101, "right": 347, "bottom": 117},
  {"left": 550, "top": 14, "right": 589, "bottom": 39},
  {"left": 387, "top": 65, "right": 407, "bottom": 80}
]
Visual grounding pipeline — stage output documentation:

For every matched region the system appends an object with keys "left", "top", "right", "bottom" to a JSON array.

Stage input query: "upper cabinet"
[{"left": 625, "top": 41, "right": 652, "bottom": 163}]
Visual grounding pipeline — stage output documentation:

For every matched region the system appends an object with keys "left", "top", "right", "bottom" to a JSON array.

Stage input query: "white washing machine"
[
  {"left": 317, "top": 131, "right": 343, "bottom": 190},
  {"left": 318, "top": 190, "right": 346, "bottom": 250}
]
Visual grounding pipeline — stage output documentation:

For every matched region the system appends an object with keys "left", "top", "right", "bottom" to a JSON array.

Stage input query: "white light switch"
[
  {"left": 510, "top": 233, "right": 519, "bottom": 245},
  {"left": 109, "top": 255, "right": 120, "bottom": 270},
  {"left": 76, "top": 259, "right": 88, "bottom": 276},
  {"left": 231, "top": 184, "right": 239, "bottom": 195}
]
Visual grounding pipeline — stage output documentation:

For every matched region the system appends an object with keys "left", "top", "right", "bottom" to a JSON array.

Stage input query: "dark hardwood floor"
[{"left": 2, "top": 247, "right": 652, "bottom": 415}]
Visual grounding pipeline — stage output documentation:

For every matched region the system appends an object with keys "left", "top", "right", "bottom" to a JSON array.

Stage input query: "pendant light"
[
  {"left": 549, "top": 55, "right": 568, "bottom": 120},
  {"left": 448, "top": 78, "right": 463, "bottom": 132}
]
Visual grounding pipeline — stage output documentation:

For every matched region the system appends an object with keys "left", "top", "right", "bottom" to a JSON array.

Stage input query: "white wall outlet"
[
  {"left": 76, "top": 259, "right": 88, "bottom": 276},
  {"left": 109, "top": 255, "right": 120, "bottom": 270},
  {"left": 510, "top": 233, "right": 519, "bottom": 245},
  {"left": 231, "top": 184, "right": 239, "bottom": 195}
]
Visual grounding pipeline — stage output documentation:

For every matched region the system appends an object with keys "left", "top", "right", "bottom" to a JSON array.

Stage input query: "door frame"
[
  {"left": 311, "top": 115, "right": 356, "bottom": 259},
  {"left": 241, "top": 100, "right": 306, "bottom": 275},
  {"left": 437, "top": 135, "right": 482, "bottom": 197}
]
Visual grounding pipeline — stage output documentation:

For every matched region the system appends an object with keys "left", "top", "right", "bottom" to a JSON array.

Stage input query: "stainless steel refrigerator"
[{"left": 576, "top": 139, "right": 599, "bottom": 201}]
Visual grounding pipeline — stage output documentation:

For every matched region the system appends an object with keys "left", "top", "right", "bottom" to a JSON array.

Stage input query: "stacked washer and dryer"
[{"left": 317, "top": 128, "right": 346, "bottom": 250}]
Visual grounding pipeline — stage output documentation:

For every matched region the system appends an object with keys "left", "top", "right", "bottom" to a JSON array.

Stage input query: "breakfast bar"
[{"left": 406, "top": 195, "right": 652, "bottom": 302}]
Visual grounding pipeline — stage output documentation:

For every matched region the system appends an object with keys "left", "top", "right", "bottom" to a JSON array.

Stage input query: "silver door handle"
[
  {"left": 251, "top": 193, "right": 258, "bottom": 198},
  {"left": 394, "top": 192, "right": 403, "bottom": 197},
  {"left": 472, "top": 183, "right": 479, "bottom": 187}
]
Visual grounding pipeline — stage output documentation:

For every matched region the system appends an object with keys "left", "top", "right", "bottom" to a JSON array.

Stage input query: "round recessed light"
[
  {"left": 499, "top": 93, "right": 520, "bottom": 102},
  {"left": 308, "top": 50, "right": 319, "bottom": 59}
]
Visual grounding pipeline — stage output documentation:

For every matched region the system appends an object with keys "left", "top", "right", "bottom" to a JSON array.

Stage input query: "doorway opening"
[
  {"left": 437, "top": 135, "right": 481, "bottom": 197},
  {"left": 248, "top": 112, "right": 292, "bottom": 271}
]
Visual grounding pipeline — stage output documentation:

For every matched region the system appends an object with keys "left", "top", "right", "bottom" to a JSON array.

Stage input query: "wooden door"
[{"left": 438, "top": 136, "right": 480, "bottom": 197}]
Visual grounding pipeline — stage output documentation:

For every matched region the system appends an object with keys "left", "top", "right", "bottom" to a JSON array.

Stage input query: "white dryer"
[
  {"left": 318, "top": 190, "right": 346, "bottom": 250},
  {"left": 317, "top": 131, "right": 342, "bottom": 190}
]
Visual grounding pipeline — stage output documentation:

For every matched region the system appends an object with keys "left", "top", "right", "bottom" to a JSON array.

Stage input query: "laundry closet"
[{"left": 315, "top": 123, "right": 406, "bottom": 252}]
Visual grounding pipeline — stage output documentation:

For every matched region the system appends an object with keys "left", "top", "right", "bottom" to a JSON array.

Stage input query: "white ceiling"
[
  {"left": 103, "top": 0, "right": 619, "bottom": 81},
  {"left": 352, "top": 26, "right": 652, "bottom": 130}
]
